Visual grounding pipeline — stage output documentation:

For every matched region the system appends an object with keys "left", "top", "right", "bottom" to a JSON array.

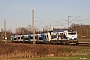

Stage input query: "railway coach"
[
  {"left": 11, "top": 29, "right": 79, "bottom": 44},
  {"left": 11, "top": 34, "right": 37, "bottom": 43},
  {"left": 11, "top": 33, "right": 49, "bottom": 43}
]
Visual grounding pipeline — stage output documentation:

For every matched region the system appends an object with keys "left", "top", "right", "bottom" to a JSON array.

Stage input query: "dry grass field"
[
  {"left": 78, "top": 38, "right": 90, "bottom": 42},
  {"left": 0, "top": 43, "right": 90, "bottom": 59}
]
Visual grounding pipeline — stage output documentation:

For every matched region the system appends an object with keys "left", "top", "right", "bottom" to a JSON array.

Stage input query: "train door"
[
  {"left": 41, "top": 33, "right": 48, "bottom": 43},
  {"left": 46, "top": 32, "right": 51, "bottom": 42},
  {"left": 36, "top": 34, "right": 44, "bottom": 43},
  {"left": 24, "top": 35, "right": 29, "bottom": 42},
  {"left": 17, "top": 35, "right": 21, "bottom": 42},
  {"left": 11, "top": 35, "right": 17, "bottom": 42},
  {"left": 28, "top": 34, "right": 31, "bottom": 43},
  {"left": 30, "top": 34, "right": 37, "bottom": 43}
]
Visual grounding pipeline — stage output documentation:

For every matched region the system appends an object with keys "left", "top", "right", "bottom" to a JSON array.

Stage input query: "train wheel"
[
  {"left": 30, "top": 41, "right": 33, "bottom": 44},
  {"left": 65, "top": 42, "right": 69, "bottom": 45},
  {"left": 60, "top": 41, "right": 63, "bottom": 45}
]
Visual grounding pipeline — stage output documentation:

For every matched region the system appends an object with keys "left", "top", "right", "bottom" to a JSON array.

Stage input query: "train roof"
[{"left": 53, "top": 30, "right": 64, "bottom": 32}]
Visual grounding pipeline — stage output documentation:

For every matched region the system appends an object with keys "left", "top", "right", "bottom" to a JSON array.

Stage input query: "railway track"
[
  {"left": 0, "top": 40, "right": 90, "bottom": 47},
  {"left": 1, "top": 41, "right": 90, "bottom": 47}
]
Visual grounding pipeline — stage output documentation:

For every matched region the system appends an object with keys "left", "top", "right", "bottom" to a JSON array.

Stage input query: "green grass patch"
[
  {"left": 31, "top": 55, "right": 90, "bottom": 60},
  {"left": 1, "top": 55, "right": 90, "bottom": 60}
]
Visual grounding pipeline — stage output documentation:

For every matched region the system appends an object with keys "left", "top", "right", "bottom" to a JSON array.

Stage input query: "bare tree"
[
  {"left": 70, "top": 23, "right": 90, "bottom": 38},
  {"left": 43, "top": 25, "right": 49, "bottom": 32},
  {"left": 15, "top": 27, "right": 29, "bottom": 34}
]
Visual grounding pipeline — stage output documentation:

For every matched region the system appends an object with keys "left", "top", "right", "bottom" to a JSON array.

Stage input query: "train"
[{"left": 11, "top": 29, "right": 79, "bottom": 44}]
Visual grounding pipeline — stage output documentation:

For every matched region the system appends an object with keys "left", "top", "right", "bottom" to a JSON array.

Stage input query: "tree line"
[
  {"left": 70, "top": 23, "right": 90, "bottom": 38},
  {"left": 0, "top": 23, "right": 90, "bottom": 40}
]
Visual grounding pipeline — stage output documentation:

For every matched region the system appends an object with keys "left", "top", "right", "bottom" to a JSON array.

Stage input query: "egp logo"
[{"left": 80, "top": 58, "right": 87, "bottom": 59}]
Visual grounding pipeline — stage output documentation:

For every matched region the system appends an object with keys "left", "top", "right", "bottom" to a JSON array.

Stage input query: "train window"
[
  {"left": 45, "top": 36, "right": 46, "bottom": 39},
  {"left": 31, "top": 37, "right": 33, "bottom": 39},
  {"left": 39, "top": 37, "right": 43, "bottom": 40},
  {"left": 68, "top": 31, "right": 76, "bottom": 35},
  {"left": 14, "top": 38, "right": 16, "bottom": 40},
  {"left": 68, "top": 32, "right": 76, "bottom": 35},
  {"left": 21, "top": 37, "right": 23, "bottom": 39},
  {"left": 51, "top": 35, "right": 56, "bottom": 39},
  {"left": 25, "top": 38, "right": 28, "bottom": 40},
  {"left": 28, "top": 36, "right": 31, "bottom": 39},
  {"left": 31, "top": 36, "right": 37, "bottom": 39},
  {"left": 54, "top": 35, "right": 57, "bottom": 38},
  {"left": 18, "top": 37, "right": 20, "bottom": 39},
  {"left": 35, "top": 36, "right": 37, "bottom": 39},
  {"left": 47, "top": 35, "right": 48, "bottom": 38},
  {"left": 60, "top": 33, "right": 64, "bottom": 39}
]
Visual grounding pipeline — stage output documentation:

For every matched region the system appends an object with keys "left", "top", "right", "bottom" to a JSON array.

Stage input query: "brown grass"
[{"left": 0, "top": 43, "right": 90, "bottom": 59}]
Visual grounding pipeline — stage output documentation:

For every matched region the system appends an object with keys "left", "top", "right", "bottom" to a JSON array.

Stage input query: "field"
[
  {"left": 78, "top": 38, "right": 90, "bottom": 42},
  {"left": 0, "top": 41, "right": 90, "bottom": 60},
  {"left": 2, "top": 56, "right": 90, "bottom": 60}
]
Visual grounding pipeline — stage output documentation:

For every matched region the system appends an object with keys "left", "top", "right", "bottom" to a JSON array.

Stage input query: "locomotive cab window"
[
  {"left": 51, "top": 35, "right": 56, "bottom": 39},
  {"left": 68, "top": 32, "right": 76, "bottom": 35},
  {"left": 18, "top": 37, "right": 20, "bottom": 39}
]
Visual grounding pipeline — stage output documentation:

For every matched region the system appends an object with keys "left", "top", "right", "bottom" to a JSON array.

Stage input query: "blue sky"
[{"left": 0, "top": 0, "right": 90, "bottom": 32}]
